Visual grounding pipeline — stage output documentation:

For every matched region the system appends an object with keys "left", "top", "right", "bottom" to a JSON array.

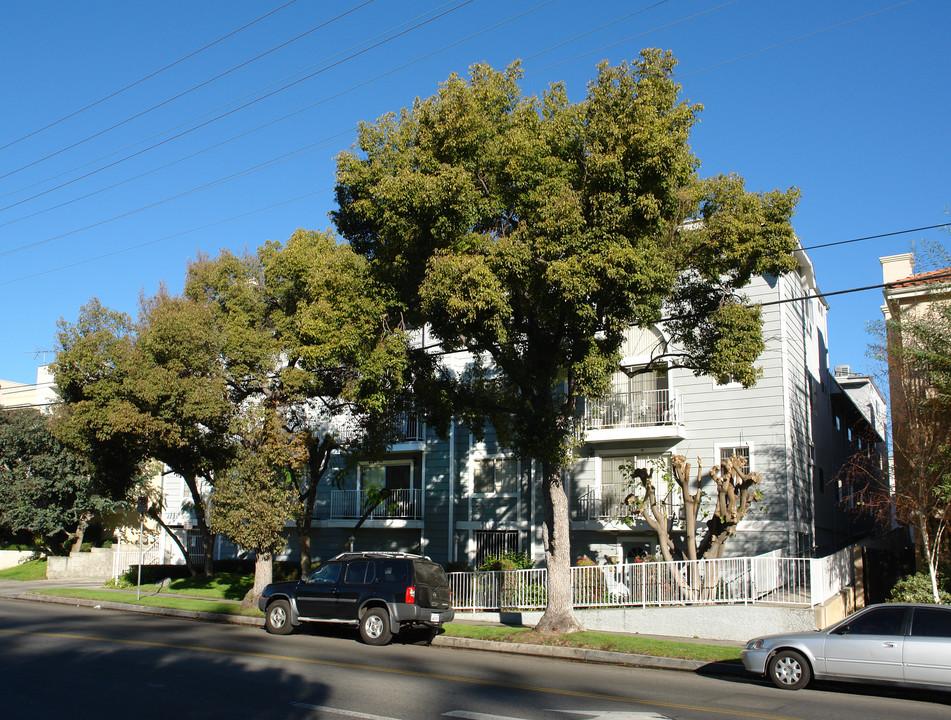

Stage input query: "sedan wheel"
[{"left": 768, "top": 649, "right": 811, "bottom": 690}]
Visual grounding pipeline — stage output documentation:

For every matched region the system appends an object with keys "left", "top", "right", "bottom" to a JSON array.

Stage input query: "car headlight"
[{"left": 745, "top": 639, "right": 767, "bottom": 650}]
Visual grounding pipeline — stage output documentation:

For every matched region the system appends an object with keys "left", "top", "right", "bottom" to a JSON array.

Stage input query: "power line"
[
  {"left": 0, "top": 1, "right": 372, "bottom": 184},
  {"left": 0, "top": 0, "right": 475, "bottom": 216},
  {"left": 0, "top": 0, "right": 300, "bottom": 153},
  {"left": 0, "top": 187, "right": 333, "bottom": 287},
  {"left": 0, "top": 1, "right": 549, "bottom": 234},
  {"left": 799, "top": 223, "right": 950, "bottom": 251}
]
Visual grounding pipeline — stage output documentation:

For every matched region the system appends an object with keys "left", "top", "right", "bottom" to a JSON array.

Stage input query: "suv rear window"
[
  {"left": 379, "top": 560, "right": 409, "bottom": 585},
  {"left": 413, "top": 561, "right": 448, "bottom": 587}
]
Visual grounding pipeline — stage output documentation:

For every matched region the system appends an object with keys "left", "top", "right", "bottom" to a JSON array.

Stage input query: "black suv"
[{"left": 258, "top": 552, "right": 454, "bottom": 645}]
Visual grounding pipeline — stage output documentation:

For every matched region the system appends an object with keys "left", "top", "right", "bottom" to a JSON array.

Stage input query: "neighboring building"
[
  {"left": 879, "top": 252, "right": 951, "bottom": 564},
  {"left": 146, "top": 248, "right": 886, "bottom": 570},
  {"left": 0, "top": 365, "right": 57, "bottom": 411},
  {"left": 819, "top": 365, "right": 889, "bottom": 555}
]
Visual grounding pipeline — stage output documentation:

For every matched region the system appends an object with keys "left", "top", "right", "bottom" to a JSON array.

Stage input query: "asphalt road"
[{"left": 1, "top": 598, "right": 950, "bottom": 720}]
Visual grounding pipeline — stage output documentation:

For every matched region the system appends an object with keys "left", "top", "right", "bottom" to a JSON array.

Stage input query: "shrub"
[
  {"left": 478, "top": 551, "right": 534, "bottom": 571},
  {"left": 887, "top": 572, "right": 951, "bottom": 604}
]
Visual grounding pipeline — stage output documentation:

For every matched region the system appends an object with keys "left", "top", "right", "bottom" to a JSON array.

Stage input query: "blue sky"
[{"left": 1, "top": 0, "right": 948, "bottom": 384}]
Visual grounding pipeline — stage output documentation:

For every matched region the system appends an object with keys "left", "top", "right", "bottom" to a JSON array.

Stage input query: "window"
[
  {"left": 475, "top": 530, "right": 519, "bottom": 566},
  {"left": 717, "top": 445, "right": 752, "bottom": 470},
  {"left": 473, "top": 457, "right": 517, "bottom": 494},
  {"left": 836, "top": 607, "right": 906, "bottom": 636},
  {"left": 344, "top": 561, "right": 371, "bottom": 584},
  {"left": 379, "top": 560, "right": 408, "bottom": 585},
  {"left": 911, "top": 608, "right": 951, "bottom": 638},
  {"left": 307, "top": 562, "right": 341, "bottom": 584},
  {"left": 360, "top": 462, "right": 412, "bottom": 491}
]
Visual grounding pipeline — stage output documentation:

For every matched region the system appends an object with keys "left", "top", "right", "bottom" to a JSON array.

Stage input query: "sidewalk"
[{"left": 0, "top": 579, "right": 746, "bottom": 676}]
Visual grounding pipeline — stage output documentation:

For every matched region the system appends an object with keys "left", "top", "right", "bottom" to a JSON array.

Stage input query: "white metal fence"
[
  {"left": 112, "top": 544, "right": 164, "bottom": 582},
  {"left": 449, "top": 549, "right": 853, "bottom": 610}
]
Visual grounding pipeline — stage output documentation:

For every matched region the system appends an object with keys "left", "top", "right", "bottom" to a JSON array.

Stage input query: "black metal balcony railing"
[{"left": 584, "top": 389, "right": 683, "bottom": 430}]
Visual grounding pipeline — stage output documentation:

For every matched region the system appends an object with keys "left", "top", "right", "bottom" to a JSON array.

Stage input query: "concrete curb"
[
  {"left": 19, "top": 592, "right": 265, "bottom": 628},
  {"left": 13, "top": 591, "right": 746, "bottom": 677}
]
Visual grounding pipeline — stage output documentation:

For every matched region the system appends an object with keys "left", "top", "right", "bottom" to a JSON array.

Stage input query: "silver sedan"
[{"left": 742, "top": 603, "right": 951, "bottom": 690}]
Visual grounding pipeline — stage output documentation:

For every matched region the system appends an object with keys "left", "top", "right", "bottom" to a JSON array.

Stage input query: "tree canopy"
[
  {"left": 0, "top": 407, "right": 117, "bottom": 554},
  {"left": 333, "top": 51, "right": 799, "bottom": 632}
]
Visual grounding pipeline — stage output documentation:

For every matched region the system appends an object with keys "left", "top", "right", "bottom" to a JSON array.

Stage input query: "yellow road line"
[{"left": 0, "top": 627, "right": 803, "bottom": 720}]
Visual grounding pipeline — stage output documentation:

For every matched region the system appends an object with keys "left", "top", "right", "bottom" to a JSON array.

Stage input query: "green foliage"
[
  {"left": 210, "top": 422, "right": 298, "bottom": 558},
  {"left": 334, "top": 51, "right": 799, "bottom": 466},
  {"left": 0, "top": 408, "right": 117, "bottom": 554},
  {"left": 478, "top": 551, "right": 534, "bottom": 571},
  {"left": 887, "top": 572, "right": 951, "bottom": 604}
]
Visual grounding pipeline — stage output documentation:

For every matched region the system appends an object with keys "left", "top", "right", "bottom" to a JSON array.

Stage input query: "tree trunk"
[
  {"left": 148, "top": 509, "right": 197, "bottom": 577},
  {"left": 245, "top": 551, "right": 273, "bottom": 609},
  {"left": 182, "top": 473, "right": 215, "bottom": 576},
  {"left": 918, "top": 516, "right": 941, "bottom": 604},
  {"left": 534, "top": 462, "right": 583, "bottom": 635},
  {"left": 297, "top": 435, "right": 333, "bottom": 576},
  {"left": 70, "top": 511, "right": 93, "bottom": 554}
]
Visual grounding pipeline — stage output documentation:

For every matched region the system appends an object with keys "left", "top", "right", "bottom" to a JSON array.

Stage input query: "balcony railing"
[
  {"left": 584, "top": 388, "right": 683, "bottom": 430},
  {"left": 576, "top": 486, "right": 680, "bottom": 522},
  {"left": 330, "top": 488, "right": 422, "bottom": 520},
  {"left": 398, "top": 414, "right": 425, "bottom": 442}
]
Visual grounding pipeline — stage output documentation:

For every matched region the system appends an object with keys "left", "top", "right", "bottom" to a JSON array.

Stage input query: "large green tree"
[
  {"left": 185, "top": 229, "right": 410, "bottom": 583},
  {"left": 0, "top": 407, "right": 118, "bottom": 554},
  {"left": 333, "top": 51, "right": 799, "bottom": 633},
  {"left": 54, "top": 295, "right": 234, "bottom": 576}
]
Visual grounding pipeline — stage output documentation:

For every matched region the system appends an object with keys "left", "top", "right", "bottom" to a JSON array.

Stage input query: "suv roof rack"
[{"left": 330, "top": 551, "right": 432, "bottom": 561}]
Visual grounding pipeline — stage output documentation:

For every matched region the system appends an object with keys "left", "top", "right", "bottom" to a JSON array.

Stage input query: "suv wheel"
[
  {"left": 265, "top": 599, "right": 293, "bottom": 635},
  {"left": 359, "top": 607, "right": 392, "bottom": 645}
]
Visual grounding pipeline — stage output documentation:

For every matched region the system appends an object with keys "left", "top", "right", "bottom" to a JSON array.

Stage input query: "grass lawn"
[
  {"left": 111, "top": 571, "right": 254, "bottom": 601},
  {"left": 442, "top": 624, "right": 742, "bottom": 663},
  {"left": 0, "top": 559, "right": 47, "bottom": 581},
  {"left": 37, "top": 587, "right": 263, "bottom": 617}
]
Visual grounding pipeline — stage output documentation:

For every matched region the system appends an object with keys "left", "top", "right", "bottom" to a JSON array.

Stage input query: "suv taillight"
[{"left": 405, "top": 586, "right": 416, "bottom": 604}]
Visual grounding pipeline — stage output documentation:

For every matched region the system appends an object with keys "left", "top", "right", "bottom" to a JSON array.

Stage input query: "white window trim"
[
  {"left": 713, "top": 441, "right": 755, "bottom": 473},
  {"left": 469, "top": 451, "right": 519, "bottom": 498}
]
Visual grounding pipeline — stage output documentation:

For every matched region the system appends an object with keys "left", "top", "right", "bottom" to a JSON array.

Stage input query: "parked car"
[
  {"left": 742, "top": 603, "right": 951, "bottom": 691},
  {"left": 258, "top": 551, "right": 454, "bottom": 645}
]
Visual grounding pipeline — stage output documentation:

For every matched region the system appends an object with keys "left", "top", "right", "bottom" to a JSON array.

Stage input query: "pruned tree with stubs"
[{"left": 622, "top": 454, "right": 762, "bottom": 600}]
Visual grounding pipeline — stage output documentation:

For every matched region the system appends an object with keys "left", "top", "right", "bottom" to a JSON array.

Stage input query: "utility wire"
[
  {"left": 679, "top": 0, "right": 919, "bottom": 79},
  {"left": 0, "top": 1, "right": 550, "bottom": 234},
  {"left": 0, "top": 1, "right": 462, "bottom": 206},
  {"left": 0, "top": 0, "right": 475, "bottom": 215},
  {"left": 0, "top": 1, "right": 374, "bottom": 184},
  {"left": 0, "top": 188, "right": 332, "bottom": 287},
  {"left": 799, "top": 223, "right": 950, "bottom": 252},
  {"left": 0, "top": 0, "right": 300, "bottom": 153}
]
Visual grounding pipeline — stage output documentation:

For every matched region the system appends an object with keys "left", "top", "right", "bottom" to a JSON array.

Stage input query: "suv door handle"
[{"left": 883, "top": 642, "right": 896, "bottom": 648}]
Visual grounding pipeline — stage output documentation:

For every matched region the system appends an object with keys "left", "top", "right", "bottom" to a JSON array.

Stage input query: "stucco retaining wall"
[
  {"left": 0, "top": 550, "right": 36, "bottom": 570},
  {"left": 456, "top": 603, "right": 821, "bottom": 643},
  {"left": 46, "top": 548, "right": 114, "bottom": 579}
]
